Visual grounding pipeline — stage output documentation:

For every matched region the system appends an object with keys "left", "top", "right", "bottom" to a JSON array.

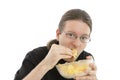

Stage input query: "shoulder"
[
  {"left": 77, "top": 50, "right": 94, "bottom": 60},
  {"left": 30, "top": 46, "right": 48, "bottom": 54},
  {"left": 27, "top": 46, "right": 48, "bottom": 56},
  {"left": 25, "top": 46, "right": 49, "bottom": 65},
  {"left": 82, "top": 50, "right": 93, "bottom": 56}
]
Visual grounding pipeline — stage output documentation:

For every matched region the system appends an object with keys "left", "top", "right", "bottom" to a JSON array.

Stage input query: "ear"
[{"left": 56, "top": 29, "right": 61, "bottom": 40}]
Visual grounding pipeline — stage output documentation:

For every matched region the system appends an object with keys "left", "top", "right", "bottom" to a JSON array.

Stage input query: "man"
[{"left": 14, "top": 9, "right": 97, "bottom": 80}]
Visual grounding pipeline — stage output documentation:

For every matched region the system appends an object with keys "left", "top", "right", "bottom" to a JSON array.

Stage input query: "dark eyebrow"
[
  {"left": 81, "top": 34, "right": 90, "bottom": 37},
  {"left": 66, "top": 31, "right": 76, "bottom": 34},
  {"left": 66, "top": 31, "right": 90, "bottom": 36}
]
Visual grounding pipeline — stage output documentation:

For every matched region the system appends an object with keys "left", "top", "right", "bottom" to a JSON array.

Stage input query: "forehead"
[{"left": 63, "top": 20, "right": 90, "bottom": 35}]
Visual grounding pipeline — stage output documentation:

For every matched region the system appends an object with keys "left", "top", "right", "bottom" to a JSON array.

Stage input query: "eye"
[
  {"left": 81, "top": 36, "right": 88, "bottom": 40},
  {"left": 80, "top": 35, "right": 90, "bottom": 43},
  {"left": 68, "top": 33, "right": 74, "bottom": 37},
  {"left": 66, "top": 33, "right": 76, "bottom": 39}
]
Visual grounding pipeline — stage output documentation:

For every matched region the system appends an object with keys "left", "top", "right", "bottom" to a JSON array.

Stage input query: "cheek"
[
  {"left": 81, "top": 44, "right": 86, "bottom": 49},
  {"left": 80, "top": 43, "right": 86, "bottom": 49},
  {"left": 59, "top": 37, "right": 72, "bottom": 46},
  {"left": 78, "top": 44, "right": 87, "bottom": 52}
]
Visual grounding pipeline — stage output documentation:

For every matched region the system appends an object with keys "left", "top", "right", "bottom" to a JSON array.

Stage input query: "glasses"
[{"left": 63, "top": 31, "right": 91, "bottom": 43}]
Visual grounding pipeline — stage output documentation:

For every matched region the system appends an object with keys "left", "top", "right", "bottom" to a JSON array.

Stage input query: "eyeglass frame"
[{"left": 62, "top": 31, "right": 91, "bottom": 43}]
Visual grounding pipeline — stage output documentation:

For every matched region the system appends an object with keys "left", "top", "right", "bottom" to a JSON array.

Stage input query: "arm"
[
  {"left": 23, "top": 58, "right": 51, "bottom": 80},
  {"left": 23, "top": 44, "right": 73, "bottom": 80}
]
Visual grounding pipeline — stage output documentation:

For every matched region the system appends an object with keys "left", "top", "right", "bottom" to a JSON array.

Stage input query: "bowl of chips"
[{"left": 56, "top": 59, "right": 92, "bottom": 79}]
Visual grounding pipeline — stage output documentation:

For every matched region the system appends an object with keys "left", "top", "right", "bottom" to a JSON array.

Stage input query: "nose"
[{"left": 73, "top": 38, "right": 82, "bottom": 47}]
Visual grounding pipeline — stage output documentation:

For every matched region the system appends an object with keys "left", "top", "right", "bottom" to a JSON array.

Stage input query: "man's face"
[{"left": 56, "top": 20, "right": 90, "bottom": 56}]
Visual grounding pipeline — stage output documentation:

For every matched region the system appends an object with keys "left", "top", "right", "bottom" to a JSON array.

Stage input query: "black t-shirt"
[{"left": 14, "top": 46, "right": 93, "bottom": 80}]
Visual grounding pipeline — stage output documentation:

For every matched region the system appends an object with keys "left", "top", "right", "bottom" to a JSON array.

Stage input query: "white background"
[{"left": 0, "top": 0, "right": 120, "bottom": 80}]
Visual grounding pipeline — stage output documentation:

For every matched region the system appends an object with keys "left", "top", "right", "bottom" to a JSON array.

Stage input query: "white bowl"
[{"left": 56, "top": 60, "right": 92, "bottom": 79}]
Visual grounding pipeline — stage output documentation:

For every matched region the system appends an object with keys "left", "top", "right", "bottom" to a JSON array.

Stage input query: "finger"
[
  {"left": 86, "top": 56, "right": 94, "bottom": 61},
  {"left": 75, "top": 75, "right": 92, "bottom": 80},
  {"left": 60, "top": 51, "right": 73, "bottom": 57},
  {"left": 75, "top": 76, "right": 85, "bottom": 80},
  {"left": 88, "top": 70, "right": 96, "bottom": 76},
  {"left": 60, "top": 54, "right": 72, "bottom": 59},
  {"left": 75, "top": 75, "right": 97, "bottom": 80},
  {"left": 64, "top": 48, "right": 73, "bottom": 56},
  {"left": 60, "top": 46, "right": 73, "bottom": 56},
  {"left": 86, "top": 63, "right": 97, "bottom": 79},
  {"left": 86, "top": 56, "right": 92, "bottom": 59},
  {"left": 90, "top": 63, "right": 97, "bottom": 71}
]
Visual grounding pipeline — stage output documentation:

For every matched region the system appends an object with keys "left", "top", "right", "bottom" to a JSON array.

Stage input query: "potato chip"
[
  {"left": 56, "top": 60, "right": 92, "bottom": 79},
  {"left": 72, "top": 49, "right": 77, "bottom": 59}
]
